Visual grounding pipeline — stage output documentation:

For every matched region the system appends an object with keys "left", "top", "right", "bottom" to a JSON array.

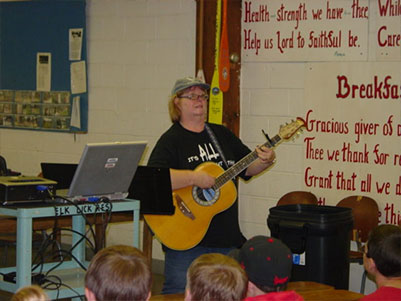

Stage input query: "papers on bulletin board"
[
  {"left": 69, "top": 28, "right": 83, "bottom": 61},
  {"left": 70, "top": 95, "right": 81, "bottom": 128},
  {"left": 36, "top": 52, "right": 51, "bottom": 91},
  {"left": 70, "top": 60, "right": 87, "bottom": 94}
]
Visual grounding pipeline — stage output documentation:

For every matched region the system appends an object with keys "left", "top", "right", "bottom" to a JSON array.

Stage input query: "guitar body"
[
  {"left": 144, "top": 161, "right": 237, "bottom": 250},
  {"left": 144, "top": 118, "right": 306, "bottom": 250}
]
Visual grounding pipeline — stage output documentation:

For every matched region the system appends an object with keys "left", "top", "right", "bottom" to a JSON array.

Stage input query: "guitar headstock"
[{"left": 279, "top": 117, "right": 305, "bottom": 140}]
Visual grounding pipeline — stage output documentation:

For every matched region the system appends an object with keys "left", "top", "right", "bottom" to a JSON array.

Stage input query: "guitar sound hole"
[{"left": 192, "top": 186, "right": 220, "bottom": 206}]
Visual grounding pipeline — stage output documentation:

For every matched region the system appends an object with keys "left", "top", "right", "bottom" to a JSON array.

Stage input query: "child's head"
[
  {"left": 11, "top": 285, "right": 49, "bottom": 301},
  {"left": 85, "top": 245, "right": 152, "bottom": 301},
  {"left": 231, "top": 236, "right": 293, "bottom": 293},
  {"left": 364, "top": 224, "right": 401, "bottom": 278},
  {"left": 185, "top": 253, "right": 248, "bottom": 301}
]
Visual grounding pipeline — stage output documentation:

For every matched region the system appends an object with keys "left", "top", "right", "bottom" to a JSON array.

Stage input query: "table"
[
  {"left": 0, "top": 199, "right": 140, "bottom": 299},
  {"left": 287, "top": 281, "right": 334, "bottom": 292},
  {"left": 150, "top": 281, "right": 364, "bottom": 301},
  {"left": 298, "top": 289, "right": 364, "bottom": 300},
  {"left": 0, "top": 212, "right": 153, "bottom": 261}
]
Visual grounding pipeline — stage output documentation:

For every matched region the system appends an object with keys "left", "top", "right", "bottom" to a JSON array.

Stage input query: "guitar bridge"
[{"left": 175, "top": 194, "right": 195, "bottom": 220}]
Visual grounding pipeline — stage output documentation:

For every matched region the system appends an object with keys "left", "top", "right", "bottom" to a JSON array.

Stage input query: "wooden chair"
[
  {"left": 0, "top": 165, "right": 47, "bottom": 265},
  {"left": 336, "top": 195, "right": 379, "bottom": 293},
  {"left": 0, "top": 155, "right": 7, "bottom": 176},
  {"left": 0, "top": 155, "right": 21, "bottom": 176},
  {"left": 0, "top": 226, "right": 46, "bottom": 266},
  {"left": 277, "top": 191, "right": 318, "bottom": 206}
]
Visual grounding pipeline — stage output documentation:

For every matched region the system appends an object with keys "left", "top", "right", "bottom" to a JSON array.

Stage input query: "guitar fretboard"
[{"left": 213, "top": 134, "right": 281, "bottom": 190}]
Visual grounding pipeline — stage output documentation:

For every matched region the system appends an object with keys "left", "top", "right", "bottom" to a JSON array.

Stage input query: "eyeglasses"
[{"left": 178, "top": 94, "right": 209, "bottom": 101}]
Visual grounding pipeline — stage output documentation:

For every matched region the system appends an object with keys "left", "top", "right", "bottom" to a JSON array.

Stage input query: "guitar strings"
[{"left": 193, "top": 134, "right": 280, "bottom": 202}]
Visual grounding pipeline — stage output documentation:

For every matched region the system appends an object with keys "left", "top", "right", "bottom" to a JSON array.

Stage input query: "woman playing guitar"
[{"left": 147, "top": 77, "right": 276, "bottom": 294}]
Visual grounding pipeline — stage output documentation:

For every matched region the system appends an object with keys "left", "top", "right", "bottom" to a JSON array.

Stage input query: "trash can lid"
[{"left": 268, "top": 204, "right": 353, "bottom": 224}]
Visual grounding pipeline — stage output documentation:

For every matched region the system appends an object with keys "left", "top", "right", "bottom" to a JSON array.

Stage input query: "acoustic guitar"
[{"left": 144, "top": 118, "right": 305, "bottom": 250}]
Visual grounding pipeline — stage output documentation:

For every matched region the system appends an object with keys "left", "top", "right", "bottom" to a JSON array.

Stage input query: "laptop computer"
[
  {"left": 64, "top": 141, "right": 146, "bottom": 202},
  {"left": 128, "top": 166, "right": 175, "bottom": 215},
  {"left": 41, "top": 163, "right": 78, "bottom": 190}
]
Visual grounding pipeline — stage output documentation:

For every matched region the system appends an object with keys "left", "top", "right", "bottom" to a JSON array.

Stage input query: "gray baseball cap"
[{"left": 171, "top": 77, "right": 210, "bottom": 95}]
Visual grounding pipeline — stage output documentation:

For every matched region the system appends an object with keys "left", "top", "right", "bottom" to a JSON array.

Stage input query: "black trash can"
[{"left": 267, "top": 204, "right": 353, "bottom": 289}]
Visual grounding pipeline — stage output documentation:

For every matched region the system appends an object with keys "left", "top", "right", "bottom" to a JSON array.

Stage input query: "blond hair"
[
  {"left": 168, "top": 86, "right": 208, "bottom": 123},
  {"left": 11, "top": 285, "right": 49, "bottom": 301},
  {"left": 186, "top": 253, "right": 248, "bottom": 301},
  {"left": 168, "top": 93, "right": 180, "bottom": 122}
]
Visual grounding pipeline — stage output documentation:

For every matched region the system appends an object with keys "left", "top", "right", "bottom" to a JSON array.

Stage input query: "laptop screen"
[
  {"left": 67, "top": 141, "right": 146, "bottom": 201},
  {"left": 41, "top": 163, "right": 78, "bottom": 190},
  {"left": 128, "top": 166, "right": 175, "bottom": 215}
]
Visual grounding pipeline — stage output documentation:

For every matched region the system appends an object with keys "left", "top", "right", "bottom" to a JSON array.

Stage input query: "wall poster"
[
  {"left": 243, "top": 0, "right": 401, "bottom": 62},
  {"left": 303, "top": 62, "right": 401, "bottom": 225},
  {"left": 0, "top": 90, "right": 71, "bottom": 131},
  {"left": 0, "top": 0, "right": 87, "bottom": 133}
]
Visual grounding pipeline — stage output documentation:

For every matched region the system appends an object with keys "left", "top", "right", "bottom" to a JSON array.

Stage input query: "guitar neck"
[{"left": 214, "top": 134, "right": 281, "bottom": 189}]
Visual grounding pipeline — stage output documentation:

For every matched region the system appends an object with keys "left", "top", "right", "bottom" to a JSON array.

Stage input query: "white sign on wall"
[
  {"left": 242, "top": 0, "right": 401, "bottom": 62},
  {"left": 303, "top": 62, "right": 401, "bottom": 225},
  {"left": 374, "top": 0, "right": 401, "bottom": 61}
]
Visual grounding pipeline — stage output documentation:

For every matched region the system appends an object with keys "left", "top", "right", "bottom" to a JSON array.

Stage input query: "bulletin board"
[{"left": 0, "top": 0, "right": 88, "bottom": 133}]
